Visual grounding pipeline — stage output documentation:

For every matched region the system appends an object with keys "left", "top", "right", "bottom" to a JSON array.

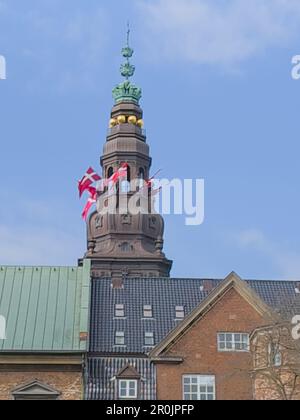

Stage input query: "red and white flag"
[
  {"left": 144, "top": 169, "right": 162, "bottom": 189},
  {"left": 140, "top": 169, "right": 162, "bottom": 193},
  {"left": 118, "top": 163, "right": 128, "bottom": 179},
  {"left": 105, "top": 163, "right": 128, "bottom": 187},
  {"left": 78, "top": 167, "right": 101, "bottom": 198},
  {"left": 82, "top": 187, "right": 97, "bottom": 221}
]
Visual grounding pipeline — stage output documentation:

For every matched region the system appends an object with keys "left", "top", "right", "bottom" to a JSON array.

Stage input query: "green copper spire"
[
  {"left": 120, "top": 23, "right": 135, "bottom": 79},
  {"left": 113, "top": 23, "right": 142, "bottom": 105}
]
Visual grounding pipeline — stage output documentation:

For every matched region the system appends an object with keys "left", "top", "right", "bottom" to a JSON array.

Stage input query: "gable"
[
  {"left": 116, "top": 365, "right": 141, "bottom": 379},
  {"left": 89, "top": 274, "right": 299, "bottom": 355},
  {"left": 12, "top": 380, "right": 60, "bottom": 397},
  {"left": 150, "top": 273, "right": 277, "bottom": 358},
  {"left": 162, "top": 288, "right": 268, "bottom": 357}
]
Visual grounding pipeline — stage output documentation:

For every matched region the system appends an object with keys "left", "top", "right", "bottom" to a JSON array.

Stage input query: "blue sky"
[{"left": 1, "top": 0, "right": 300, "bottom": 280}]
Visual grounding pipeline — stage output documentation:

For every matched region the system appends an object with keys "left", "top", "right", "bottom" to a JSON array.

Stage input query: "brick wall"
[
  {"left": 156, "top": 288, "right": 268, "bottom": 400},
  {"left": 0, "top": 371, "right": 83, "bottom": 400},
  {"left": 252, "top": 327, "right": 300, "bottom": 400},
  {"left": 254, "top": 375, "right": 300, "bottom": 400}
]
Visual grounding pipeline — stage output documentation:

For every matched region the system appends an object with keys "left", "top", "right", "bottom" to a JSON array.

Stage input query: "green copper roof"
[
  {"left": 112, "top": 24, "right": 142, "bottom": 105},
  {"left": 0, "top": 260, "right": 90, "bottom": 353}
]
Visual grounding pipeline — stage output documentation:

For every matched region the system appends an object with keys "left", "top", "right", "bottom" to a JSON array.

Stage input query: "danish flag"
[
  {"left": 105, "top": 163, "right": 128, "bottom": 187},
  {"left": 78, "top": 167, "right": 101, "bottom": 198},
  {"left": 140, "top": 169, "right": 162, "bottom": 193},
  {"left": 145, "top": 169, "right": 162, "bottom": 188},
  {"left": 82, "top": 187, "right": 97, "bottom": 221}
]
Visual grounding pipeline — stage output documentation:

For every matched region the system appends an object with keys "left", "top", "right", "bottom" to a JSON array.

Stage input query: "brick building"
[
  {"left": 83, "top": 34, "right": 300, "bottom": 401},
  {"left": 251, "top": 320, "right": 300, "bottom": 400},
  {"left": 1, "top": 33, "right": 300, "bottom": 400},
  {"left": 86, "top": 273, "right": 300, "bottom": 400}
]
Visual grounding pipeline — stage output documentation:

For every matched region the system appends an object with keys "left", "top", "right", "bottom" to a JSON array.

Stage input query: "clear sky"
[{"left": 1, "top": 0, "right": 300, "bottom": 280}]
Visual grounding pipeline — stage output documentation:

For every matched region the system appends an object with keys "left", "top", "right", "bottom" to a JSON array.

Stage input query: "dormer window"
[
  {"left": 115, "top": 304, "right": 125, "bottom": 318},
  {"left": 143, "top": 305, "right": 153, "bottom": 318},
  {"left": 115, "top": 331, "right": 125, "bottom": 346},
  {"left": 116, "top": 365, "right": 141, "bottom": 400},
  {"left": 175, "top": 306, "right": 185, "bottom": 319},
  {"left": 119, "top": 380, "right": 138, "bottom": 400},
  {"left": 145, "top": 332, "right": 154, "bottom": 346}
]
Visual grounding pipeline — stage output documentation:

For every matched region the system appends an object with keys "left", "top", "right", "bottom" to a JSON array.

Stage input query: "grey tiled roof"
[
  {"left": 89, "top": 277, "right": 300, "bottom": 354},
  {"left": 87, "top": 357, "right": 156, "bottom": 400}
]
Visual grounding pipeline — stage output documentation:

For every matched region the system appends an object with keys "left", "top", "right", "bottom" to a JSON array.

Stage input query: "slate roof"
[
  {"left": 0, "top": 260, "right": 91, "bottom": 352},
  {"left": 87, "top": 357, "right": 156, "bottom": 400},
  {"left": 89, "top": 277, "right": 300, "bottom": 354}
]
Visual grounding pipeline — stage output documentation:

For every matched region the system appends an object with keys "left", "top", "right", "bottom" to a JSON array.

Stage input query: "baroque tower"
[{"left": 85, "top": 29, "right": 172, "bottom": 278}]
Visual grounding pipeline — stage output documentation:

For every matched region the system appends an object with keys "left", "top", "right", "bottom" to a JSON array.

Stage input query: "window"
[
  {"left": 183, "top": 375, "right": 215, "bottom": 401},
  {"left": 115, "top": 304, "right": 125, "bottom": 318},
  {"left": 107, "top": 167, "right": 114, "bottom": 179},
  {"left": 143, "top": 305, "right": 153, "bottom": 318},
  {"left": 144, "top": 332, "right": 154, "bottom": 346},
  {"left": 121, "top": 180, "right": 130, "bottom": 193},
  {"left": 138, "top": 168, "right": 145, "bottom": 189},
  {"left": 127, "top": 165, "right": 131, "bottom": 183},
  {"left": 118, "top": 380, "right": 138, "bottom": 400},
  {"left": 269, "top": 343, "right": 282, "bottom": 367},
  {"left": 139, "top": 168, "right": 145, "bottom": 180},
  {"left": 218, "top": 333, "right": 249, "bottom": 352},
  {"left": 107, "top": 167, "right": 117, "bottom": 194},
  {"left": 175, "top": 306, "right": 185, "bottom": 319},
  {"left": 115, "top": 331, "right": 125, "bottom": 346}
]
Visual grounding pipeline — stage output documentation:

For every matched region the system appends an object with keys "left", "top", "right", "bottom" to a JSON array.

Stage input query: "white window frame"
[
  {"left": 143, "top": 305, "right": 153, "bottom": 319},
  {"left": 183, "top": 375, "right": 216, "bottom": 401},
  {"left": 175, "top": 306, "right": 185, "bottom": 319},
  {"left": 218, "top": 333, "right": 249, "bottom": 352},
  {"left": 118, "top": 379, "right": 138, "bottom": 400},
  {"left": 115, "top": 304, "right": 125, "bottom": 318},
  {"left": 144, "top": 332, "right": 154, "bottom": 346},
  {"left": 115, "top": 331, "right": 125, "bottom": 346},
  {"left": 268, "top": 343, "right": 282, "bottom": 367}
]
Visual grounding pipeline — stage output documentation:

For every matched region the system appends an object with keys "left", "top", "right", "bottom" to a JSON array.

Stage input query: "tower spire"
[
  {"left": 85, "top": 29, "right": 172, "bottom": 278},
  {"left": 113, "top": 23, "right": 142, "bottom": 104},
  {"left": 120, "top": 22, "right": 135, "bottom": 80},
  {"left": 127, "top": 21, "right": 130, "bottom": 47}
]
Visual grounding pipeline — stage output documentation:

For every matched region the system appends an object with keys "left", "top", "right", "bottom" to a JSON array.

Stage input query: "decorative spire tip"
[{"left": 112, "top": 24, "right": 142, "bottom": 104}]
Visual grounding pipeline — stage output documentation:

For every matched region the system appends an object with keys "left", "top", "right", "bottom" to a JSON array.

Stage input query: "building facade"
[
  {"left": 0, "top": 261, "right": 90, "bottom": 400},
  {"left": 0, "top": 34, "right": 300, "bottom": 400},
  {"left": 84, "top": 36, "right": 300, "bottom": 401}
]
